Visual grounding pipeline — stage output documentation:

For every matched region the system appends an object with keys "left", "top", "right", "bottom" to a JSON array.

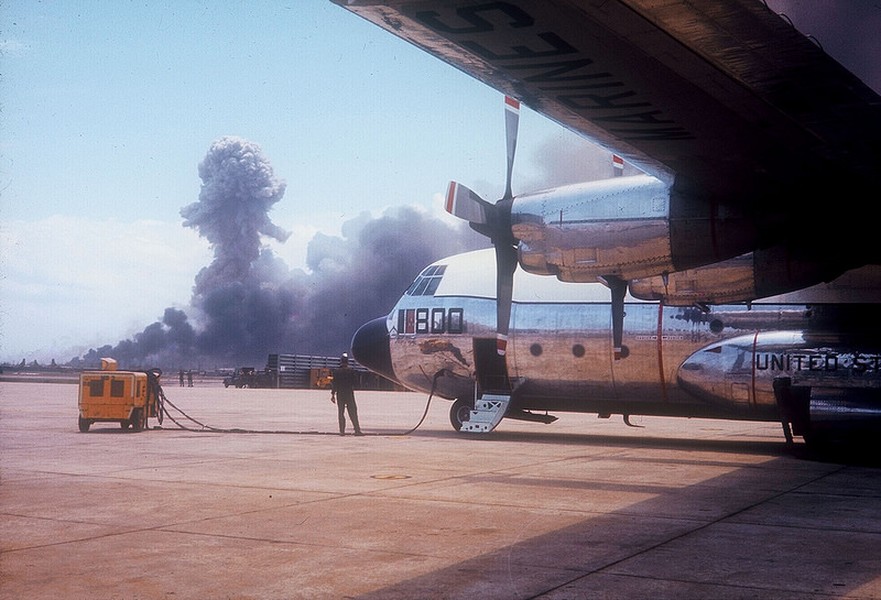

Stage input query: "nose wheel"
[{"left": 450, "top": 398, "right": 474, "bottom": 431}]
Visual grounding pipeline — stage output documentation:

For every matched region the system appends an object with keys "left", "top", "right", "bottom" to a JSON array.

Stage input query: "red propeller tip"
[
  {"left": 496, "top": 335, "right": 508, "bottom": 356},
  {"left": 445, "top": 182, "right": 457, "bottom": 214}
]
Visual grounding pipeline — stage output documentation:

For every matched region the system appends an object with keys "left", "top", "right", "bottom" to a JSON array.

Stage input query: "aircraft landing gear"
[
  {"left": 449, "top": 393, "right": 513, "bottom": 433},
  {"left": 773, "top": 377, "right": 808, "bottom": 446},
  {"left": 450, "top": 398, "right": 473, "bottom": 431}
]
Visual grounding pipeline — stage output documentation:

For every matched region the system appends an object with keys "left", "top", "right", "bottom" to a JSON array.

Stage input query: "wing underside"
[{"left": 334, "top": 1, "right": 881, "bottom": 216}]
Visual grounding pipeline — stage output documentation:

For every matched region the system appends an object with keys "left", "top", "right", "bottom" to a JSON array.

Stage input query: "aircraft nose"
[{"left": 351, "top": 317, "right": 397, "bottom": 384}]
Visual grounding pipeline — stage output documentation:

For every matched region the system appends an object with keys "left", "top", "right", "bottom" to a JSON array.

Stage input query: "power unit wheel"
[
  {"left": 130, "top": 408, "right": 144, "bottom": 432},
  {"left": 78, "top": 417, "right": 91, "bottom": 433},
  {"left": 450, "top": 398, "right": 474, "bottom": 431}
]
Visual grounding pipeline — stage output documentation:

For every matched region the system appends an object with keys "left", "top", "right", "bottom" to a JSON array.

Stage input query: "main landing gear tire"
[
  {"left": 78, "top": 417, "right": 91, "bottom": 433},
  {"left": 450, "top": 398, "right": 474, "bottom": 432}
]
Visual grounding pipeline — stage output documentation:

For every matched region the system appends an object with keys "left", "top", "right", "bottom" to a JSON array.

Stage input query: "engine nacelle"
[
  {"left": 677, "top": 331, "right": 881, "bottom": 431},
  {"left": 513, "top": 175, "right": 756, "bottom": 282}
]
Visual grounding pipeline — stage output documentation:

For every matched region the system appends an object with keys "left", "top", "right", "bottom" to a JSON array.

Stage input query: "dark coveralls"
[{"left": 331, "top": 364, "right": 362, "bottom": 435}]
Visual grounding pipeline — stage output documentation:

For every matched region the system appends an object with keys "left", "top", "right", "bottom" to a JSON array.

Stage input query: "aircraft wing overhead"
[{"left": 334, "top": 0, "right": 881, "bottom": 267}]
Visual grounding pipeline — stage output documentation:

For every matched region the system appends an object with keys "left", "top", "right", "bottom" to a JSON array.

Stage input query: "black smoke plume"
[
  {"left": 72, "top": 136, "right": 485, "bottom": 369},
  {"left": 182, "top": 136, "right": 291, "bottom": 296}
]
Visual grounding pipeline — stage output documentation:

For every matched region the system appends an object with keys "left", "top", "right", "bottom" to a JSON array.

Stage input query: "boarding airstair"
[
  {"left": 461, "top": 393, "right": 511, "bottom": 433},
  {"left": 460, "top": 339, "right": 514, "bottom": 433}
]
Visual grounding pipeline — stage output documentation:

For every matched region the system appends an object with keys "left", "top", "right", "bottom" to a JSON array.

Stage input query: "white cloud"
[
  {"left": 429, "top": 191, "right": 467, "bottom": 227},
  {"left": 265, "top": 221, "right": 326, "bottom": 273},
  {"left": 0, "top": 39, "right": 28, "bottom": 57},
  {"left": 0, "top": 216, "right": 212, "bottom": 361}
]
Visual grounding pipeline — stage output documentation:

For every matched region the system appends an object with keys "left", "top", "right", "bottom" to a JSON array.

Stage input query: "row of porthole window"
[
  {"left": 530, "top": 343, "right": 585, "bottom": 358},
  {"left": 528, "top": 343, "right": 631, "bottom": 359}
]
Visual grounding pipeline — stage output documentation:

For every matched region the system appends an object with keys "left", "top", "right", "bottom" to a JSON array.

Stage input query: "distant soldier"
[
  {"left": 187, "top": 370, "right": 194, "bottom": 387},
  {"left": 179, "top": 369, "right": 185, "bottom": 387},
  {"left": 330, "top": 353, "right": 363, "bottom": 436}
]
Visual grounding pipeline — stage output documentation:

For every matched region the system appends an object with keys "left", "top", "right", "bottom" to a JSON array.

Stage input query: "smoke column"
[
  {"left": 182, "top": 136, "right": 290, "bottom": 295},
  {"left": 179, "top": 136, "right": 297, "bottom": 361},
  {"left": 290, "top": 206, "right": 485, "bottom": 355},
  {"left": 73, "top": 136, "right": 485, "bottom": 369}
]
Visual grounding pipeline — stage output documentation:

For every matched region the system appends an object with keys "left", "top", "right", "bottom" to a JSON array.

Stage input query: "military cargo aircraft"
[
  {"left": 352, "top": 247, "right": 881, "bottom": 444},
  {"left": 338, "top": 1, "right": 881, "bottom": 445}
]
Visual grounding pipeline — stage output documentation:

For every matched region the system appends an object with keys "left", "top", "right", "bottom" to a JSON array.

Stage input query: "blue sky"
[{"left": 0, "top": 1, "right": 601, "bottom": 362}]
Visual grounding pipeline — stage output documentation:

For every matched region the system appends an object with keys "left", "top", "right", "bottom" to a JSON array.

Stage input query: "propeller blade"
[
  {"left": 503, "top": 96, "right": 520, "bottom": 200},
  {"left": 496, "top": 96, "right": 521, "bottom": 354},
  {"left": 445, "top": 96, "right": 523, "bottom": 357},
  {"left": 495, "top": 241, "right": 518, "bottom": 356},
  {"left": 445, "top": 181, "right": 490, "bottom": 225}
]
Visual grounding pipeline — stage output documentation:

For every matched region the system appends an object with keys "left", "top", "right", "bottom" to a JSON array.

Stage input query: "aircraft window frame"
[
  {"left": 397, "top": 306, "right": 464, "bottom": 335},
  {"left": 416, "top": 308, "right": 430, "bottom": 333},
  {"left": 405, "top": 265, "right": 447, "bottom": 296},
  {"left": 448, "top": 308, "right": 463, "bottom": 334},
  {"left": 413, "top": 278, "right": 432, "bottom": 296},
  {"left": 425, "top": 277, "right": 442, "bottom": 295}
]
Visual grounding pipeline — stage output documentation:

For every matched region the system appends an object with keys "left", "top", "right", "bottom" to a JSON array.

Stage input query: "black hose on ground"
[{"left": 151, "top": 369, "right": 446, "bottom": 437}]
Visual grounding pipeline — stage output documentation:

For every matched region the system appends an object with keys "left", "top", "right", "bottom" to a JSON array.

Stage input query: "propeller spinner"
[{"left": 445, "top": 96, "right": 520, "bottom": 356}]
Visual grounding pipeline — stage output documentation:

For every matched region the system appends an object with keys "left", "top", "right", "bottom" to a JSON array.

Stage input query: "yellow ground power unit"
[{"left": 77, "top": 358, "right": 162, "bottom": 432}]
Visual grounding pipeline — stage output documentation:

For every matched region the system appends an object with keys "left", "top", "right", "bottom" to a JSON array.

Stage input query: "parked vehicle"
[{"left": 223, "top": 367, "right": 277, "bottom": 388}]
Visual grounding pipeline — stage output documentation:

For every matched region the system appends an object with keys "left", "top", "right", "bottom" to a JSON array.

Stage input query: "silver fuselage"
[{"left": 369, "top": 249, "right": 880, "bottom": 423}]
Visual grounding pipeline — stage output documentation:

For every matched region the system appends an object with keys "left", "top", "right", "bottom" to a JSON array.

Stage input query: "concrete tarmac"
[{"left": 2, "top": 380, "right": 881, "bottom": 599}]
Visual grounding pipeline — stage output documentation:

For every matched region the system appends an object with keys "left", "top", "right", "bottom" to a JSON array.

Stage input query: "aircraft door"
[{"left": 473, "top": 338, "right": 511, "bottom": 395}]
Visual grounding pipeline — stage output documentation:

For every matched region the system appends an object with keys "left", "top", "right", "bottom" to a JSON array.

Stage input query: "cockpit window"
[
  {"left": 405, "top": 265, "right": 447, "bottom": 296},
  {"left": 424, "top": 276, "right": 442, "bottom": 295},
  {"left": 413, "top": 277, "right": 432, "bottom": 296}
]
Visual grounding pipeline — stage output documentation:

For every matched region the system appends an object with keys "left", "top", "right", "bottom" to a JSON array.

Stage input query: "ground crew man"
[{"left": 330, "top": 353, "right": 363, "bottom": 436}]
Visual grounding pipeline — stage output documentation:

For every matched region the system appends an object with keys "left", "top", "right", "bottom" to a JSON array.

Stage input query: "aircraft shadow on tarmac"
[{"left": 353, "top": 446, "right": 881, "bottom": 600}]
